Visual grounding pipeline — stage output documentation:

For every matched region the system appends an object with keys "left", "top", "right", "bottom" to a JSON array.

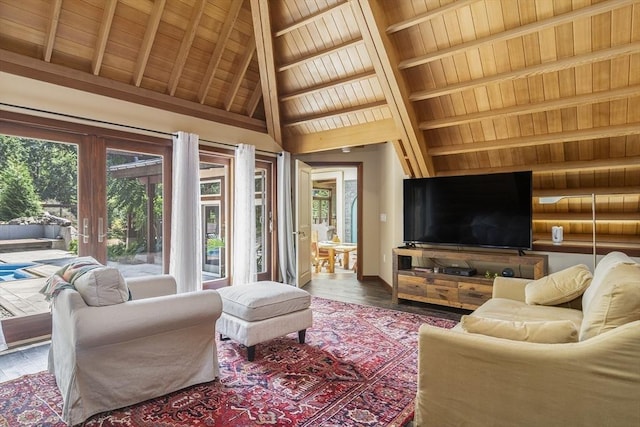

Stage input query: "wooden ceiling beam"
[
  {"left": 399, "top": 0, "right": 635, "bottom": 70},
  {"left": 92, "top": 0, "right": 117, "bottom": 75},
  {"left": 438, "top": 156, "right": 640, "bottom": 176},
  {"left": 197, "top": 0, "right": 243, "bottom": 104},
  {"left": 43, "top": 0, "right": 63, "bottom": 62},
  {"left": 224, "top": 38, "right": 256, "bottom": 111},
  {"left": 420, "top": 85, "right": 640, "bottom": 130},
  {"left": 283, "top": 100, "right": 388, "bottom": 127},
  {"left": 386, "top": 0, "right": 479, "bottom": 34},
  {"left": 251, "top": 0, "right": 282, "bottom": 143},
  {"left": 274, "top": 1, "right": 351, "bottom": 37},
  {"left": 429, "top": 123, "right": 640, "bottom": 156},
  {"left": 167, "top": 0, "right": 206, "bottom": 96},
  {"left": 352, "top": 0, "right": 434, "bottom": 177},
  {"left": 247, "top": 81, "right": 262, "bottom": 118},
  {"left": 283, "top": 118, "right": 400, "bottom": 154},
  {"left": 0, "top": 49, "right": 266, "bottom": 132},
  {"left": 132, "top": 0, "right": 166, "bottom": 87},
  {"left": 410, "top": 42, "right": 640, "bottom": 102},
  {"left": 534, "top": 186, "right": 640, "bottom": 197},
  {"left": 280, "top": 70, "right": 377, "bottom": 102},
  {"left": 277, "top": 38, "right": 364, "bottom": 72}
]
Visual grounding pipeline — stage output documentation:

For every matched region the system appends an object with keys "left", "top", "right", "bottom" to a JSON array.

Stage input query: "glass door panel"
[
  {"left": 105, "top": 149, "right": 164, "bottom": 277},
  {"left": 199, "top": 160, "right": 228, "bottom": 285}
]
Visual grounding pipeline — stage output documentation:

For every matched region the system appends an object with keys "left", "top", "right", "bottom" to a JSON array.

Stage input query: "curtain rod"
[{"left": 1, "top": 102, "right": 282, "bottom": 156}]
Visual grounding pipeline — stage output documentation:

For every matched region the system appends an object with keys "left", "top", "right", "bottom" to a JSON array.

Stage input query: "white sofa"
[
  {"left": 415, "top": 251, "right": 640, "bottom": 427},
  {"left": 48, "top": 274, "right": 222, "bottom": 426}
]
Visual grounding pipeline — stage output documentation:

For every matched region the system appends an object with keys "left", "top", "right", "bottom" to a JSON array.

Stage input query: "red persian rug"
[{"left": 1, "top": 297, "right": 457, "bottom": 426}]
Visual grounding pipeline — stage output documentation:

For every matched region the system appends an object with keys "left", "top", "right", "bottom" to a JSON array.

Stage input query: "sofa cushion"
[
  {"left": 579, "top": 262, "right": 640, "bottom": 340},
  {"left": 581, "top": 251, "right": 636, "bottom": 313},
  {"left": 217, "top": 281, "right": 311, "bottom": 322},
  {"left": 525, "top": 264, "right": 592, "bottom": 306},
  {"left": 472, "top": 297, "right": 584, "bottom": 327},
  {"left": 461, "top": 315, "right": 578, "bottom": 343}
]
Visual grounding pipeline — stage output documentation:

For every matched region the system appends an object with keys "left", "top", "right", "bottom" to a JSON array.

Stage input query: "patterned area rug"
[{"left": 1, "top": 297, "right": 457, "bottom": 426}]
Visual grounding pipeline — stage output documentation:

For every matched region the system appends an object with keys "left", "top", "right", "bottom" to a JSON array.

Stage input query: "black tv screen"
[{"left": 403, "top": 171, "right": 533, "bottom": 250}]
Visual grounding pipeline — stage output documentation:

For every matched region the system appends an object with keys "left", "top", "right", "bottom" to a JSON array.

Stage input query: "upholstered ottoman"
[{"left": 216, "top": 281, "right": 313, "bottom": 361}]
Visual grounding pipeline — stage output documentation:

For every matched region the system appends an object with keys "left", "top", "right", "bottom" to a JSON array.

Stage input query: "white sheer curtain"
[
  {"left": 277, "top": 152, "right": 296, "bottom": 284},
  {"left": 170, "top": 131, "right": 202, "bottom": 293},
  {"left": 232, "top": 144, "right": 257, "bottom": 285}
]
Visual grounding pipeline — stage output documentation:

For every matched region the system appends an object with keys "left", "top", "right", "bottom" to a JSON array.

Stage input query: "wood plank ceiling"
[{"left": 0, "top": 0, "right": 639, "bottom": 249}]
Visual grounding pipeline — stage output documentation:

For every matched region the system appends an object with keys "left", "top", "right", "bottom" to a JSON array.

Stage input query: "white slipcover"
[{"left": 48, "top": 275, "right": 222, "bottom": 426}]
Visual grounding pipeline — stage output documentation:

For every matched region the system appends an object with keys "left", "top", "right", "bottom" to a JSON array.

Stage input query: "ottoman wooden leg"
[
  {"left": 247, "top": 345, "right": 256, "bottom": 361},
  {"left": 298, "top": 329, "right": 307, "bottom": 344}
]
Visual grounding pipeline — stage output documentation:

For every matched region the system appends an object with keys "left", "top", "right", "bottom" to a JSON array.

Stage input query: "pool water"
[{"left": 0, "top": 263, "right": 36, "bottom": 281}]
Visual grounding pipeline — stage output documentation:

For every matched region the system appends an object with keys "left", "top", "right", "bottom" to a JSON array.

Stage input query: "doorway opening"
[{"left": 308, "top": 164, "right": 361, "bottom": 280}]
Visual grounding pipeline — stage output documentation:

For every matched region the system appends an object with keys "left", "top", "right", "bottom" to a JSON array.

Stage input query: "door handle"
[
  {"left": 98, "top": 217, "right": 108, "bottom": 243},
  {"left": 77, "top": 218, "right": 90, "bottom": 243}
]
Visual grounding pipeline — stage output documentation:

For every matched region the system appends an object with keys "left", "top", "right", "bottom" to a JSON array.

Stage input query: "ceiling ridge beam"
[
  {"left": 386, "top": 0, "right": 479, "bottom": 34},
  {"left": 168, "top": 0, "right": 207, "bottom": 96},
  {"left": 277, "top": 38, "right": 364, "bottom": 72},
  {"left": 437, "top": 156, "right": 640, "bottom": 176},
  {"left": 224, "top": 38, "right": 257, "bottom": 111},
  {"left": 0, "top": 49, "right": 266, "bottom": 132},
  {"left": 44, "top": 0, "right": 63, "bottom": 62},
  {"left": 198, "top": 0, "right": 243, "bottom": 104},
  {"left": 420, "top": 85, "right": 640, "bottom": 130},
  {"left": 283, "top": 100, "right": 388, "bottom": 127},
  {"left": 399, "top": 0, "right": 635, "bottom": 70},
  {"left": 274, "top": 1, "right": 351, "bottom": 37},
  {"left": 410, "top": 42, "right": 640, "bottom": 102},
  {"left": 280, "top": 70, "right": 377, "bottom": 102},
  {"left": 132, "top": 0, "right": 166, "bottom": 87},
  {"left": 534, "top": 186, "right": 640, "bottom": 197},
  {"left": 251, "top": 0, "right": 282, "bottom": 143},
  {"left": 429, "top": 123, "right": 640, "bottom": 156},
  {"left": 351, "top": 0, "right": 434, "bottom": 177},
  {"left": 92, "top": 0, "right": 117, "bottom": 75}
]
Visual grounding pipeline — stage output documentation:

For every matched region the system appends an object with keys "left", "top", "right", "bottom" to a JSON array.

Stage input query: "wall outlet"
[
  {"left": 383, "top": 254, "right": 386, "bottom": 263},
  {"left": 380, "top": 213, "right": 387, "bottom": 222}
]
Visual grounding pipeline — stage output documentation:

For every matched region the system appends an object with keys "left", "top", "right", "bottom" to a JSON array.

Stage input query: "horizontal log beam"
[
  {"left": 409, "top": 42, "right": 640, "bottom": 102},
  {"left": 420, "top": 85, "right": 640, "bottom": 131},
  {"left": 436, "top": 156, "right": 640, "bottom": 176},
  {"left": 428, "top": 124, "right": 640, "bottom": 156},
  {"left": 283, "top": 118, "right": 400, "bottom": 153}
]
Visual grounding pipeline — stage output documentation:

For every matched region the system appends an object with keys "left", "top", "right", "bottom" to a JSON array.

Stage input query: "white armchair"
[{"left": 48, "top": 275, "right": 222, "bottom": 426}]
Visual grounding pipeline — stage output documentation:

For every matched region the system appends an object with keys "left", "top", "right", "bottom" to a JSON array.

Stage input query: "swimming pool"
[{"left": 0, "top": 263, "right": 36, "bottom": 281}]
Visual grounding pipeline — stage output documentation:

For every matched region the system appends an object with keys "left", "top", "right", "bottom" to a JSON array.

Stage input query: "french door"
[{"left": 0, "top": 113, "right": 170, "bottom": 347}]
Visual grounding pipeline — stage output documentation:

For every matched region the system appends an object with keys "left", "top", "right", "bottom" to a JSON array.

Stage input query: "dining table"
[{"left": 317, "top": 241, "right": 357, "bottom": 273}]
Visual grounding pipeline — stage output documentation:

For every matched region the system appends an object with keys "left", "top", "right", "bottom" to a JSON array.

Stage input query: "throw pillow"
[
  {"left": 579, "top": 262, "right": 640, "bottom": 341},
  {"left": 525, "top": 264, "right": 592, "bottom": 306},
  {"left": 74, "top": 266, "right": 129, "bottom": 306},
  {"left": 461, "top": 315, "right": 579, "bottom": 344},
  {"left": 581, "top": 251, "right": 636, "bottom": 313}
]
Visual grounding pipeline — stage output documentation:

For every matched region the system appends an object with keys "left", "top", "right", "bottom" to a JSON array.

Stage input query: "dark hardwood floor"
[{"left": 0, "top": 273, "right": 466, "bottom": 384}]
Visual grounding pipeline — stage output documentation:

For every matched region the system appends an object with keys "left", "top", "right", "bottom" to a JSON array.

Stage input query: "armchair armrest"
[
  {"left": 492, "top": 276, "right": 531, "bottom": 301},
  {"left": 126, "top": 274, "right": 177, "bottom": 300},
  {"left": 415, "top": 322, "right": 640, "bottom": 427},
  {"left": 55, "top": 289, "right": 222, "bottom": 348}
]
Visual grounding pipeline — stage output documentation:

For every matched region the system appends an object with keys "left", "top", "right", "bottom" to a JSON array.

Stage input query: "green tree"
[{"left": 0, "top": 160, "right": 42, "bottom": 220}]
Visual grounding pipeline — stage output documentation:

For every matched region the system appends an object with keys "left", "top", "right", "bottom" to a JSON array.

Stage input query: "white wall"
[{"left": 0, "top": 72, "right": 281, "bottom": 152}]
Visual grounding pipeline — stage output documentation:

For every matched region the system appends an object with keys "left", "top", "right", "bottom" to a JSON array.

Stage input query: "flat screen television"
[{"left": 403, "top": 171, "right": 533, "bottom": 250}]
